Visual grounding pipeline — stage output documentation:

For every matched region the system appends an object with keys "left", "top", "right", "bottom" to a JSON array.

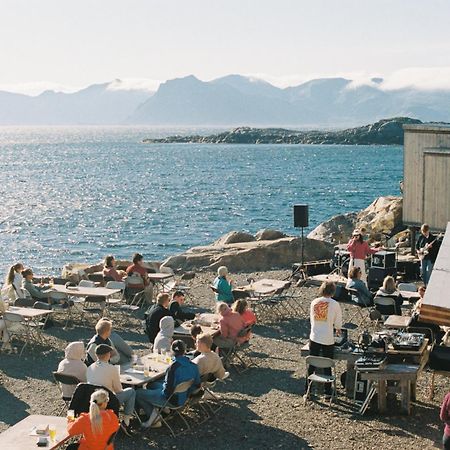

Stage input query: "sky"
[{"left": 2, "top": 0, "right": 450, "bottom": 95}]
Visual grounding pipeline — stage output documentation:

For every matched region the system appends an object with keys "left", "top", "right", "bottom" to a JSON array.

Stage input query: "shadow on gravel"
[
  {"left": 0, "top": 385, "right": 29, "bottom": 425},
  {"left": 255, "top": 317, "right": 310, "bottom": 344}
]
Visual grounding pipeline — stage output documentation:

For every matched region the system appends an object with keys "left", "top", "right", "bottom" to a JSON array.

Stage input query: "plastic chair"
[
  {"left": 79, "top": 280, "right": 95, "bottom": 288},
  {"left": 398, "top": 283, "right": 417, "bottom": 292},
  {"left": 49, "top": 291, "right": 72, "bottom": 328},
  {"left": 304, "top": 356, "right": 336, "bottom": 406},
  {"left": 3, "top": 312, "right": 30, "bottom": 356},
  {"left": 150, "top": 379, "right": 194, "bottom": 436},
  {"left": 52, "top": 371, "right": 81, "bottom": 414}
]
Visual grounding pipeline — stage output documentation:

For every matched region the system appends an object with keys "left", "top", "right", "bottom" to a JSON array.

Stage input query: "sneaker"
[
  {"left": 150, "top": 420, "right": 162, "bottom": 428},
  {"left": 120, "top": 421, "right": 133, "bottom": 437},
  {"left": 141, "top": 409, "right": 159, "bottom": 429}
]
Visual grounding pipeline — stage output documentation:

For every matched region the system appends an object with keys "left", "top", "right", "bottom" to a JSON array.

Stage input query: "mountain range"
[{"left": 2, "top": 75, "right": 450, "bottom": 126}]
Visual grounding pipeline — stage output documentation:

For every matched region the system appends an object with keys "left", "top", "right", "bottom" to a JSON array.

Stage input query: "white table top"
[
  {"left": 240, "top": 278, "right": 290, "bottom": 295},
  {"left": 0, "top": 415, "right": 69, "bottom": 450},
  {"left": 45, "top": 285, "right": 121, "bottom": 298},
  {"left": 399, "top": 290, "right": 420, "bottom": 300},
  {"left": 6, "top": 306, "right": 53, "bottom": 318},
  {"left": 174, "top": 322, "right": 220, "bottom": 337},
  {"left": 120, "top": 354, "right": 170, "bottom": 386},
  {"left": 147, "top": 272, "right": 174, "bottom": 281}
]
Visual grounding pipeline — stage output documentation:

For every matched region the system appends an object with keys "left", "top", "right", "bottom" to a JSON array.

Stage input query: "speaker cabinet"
[
  {"left": 368, "top": 267, "right": 397, "bottom": 290},
  {"left": 371, "top": 251, "right": 396, "bottom": 269},
  {"left": 294, "top": 204, "right": 309, "bottom": 228}
]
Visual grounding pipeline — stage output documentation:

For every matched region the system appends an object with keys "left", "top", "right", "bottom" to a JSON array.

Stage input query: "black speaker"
[
  {"left": 294, "top": 204, "right": 309, "bottom": 228},
  {"left": 371, "top": 251, "right": 396, "bottom": 269},
  {"left": 367, "top": 267, "right": 397, "bottom": 290}
]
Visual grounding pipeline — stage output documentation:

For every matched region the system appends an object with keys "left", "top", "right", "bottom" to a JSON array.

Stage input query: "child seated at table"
[{"left": 67, "top": 389, "right": 119, "bottom": 450}]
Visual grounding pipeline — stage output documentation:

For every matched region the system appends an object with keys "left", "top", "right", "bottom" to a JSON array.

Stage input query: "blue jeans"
[
  {"left": 135, "top": 382, "right": 166, "bottom": 417},
  {"left": 421, "top": 259, "right": 434, "bottom": 286},
  {"left": 116, "top": 388, "right": 136, "bottom": 416}
]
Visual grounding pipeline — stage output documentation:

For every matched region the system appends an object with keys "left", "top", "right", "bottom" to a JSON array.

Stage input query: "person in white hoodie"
[
  {"left": 57, "top": 341, "right": 88, "bottom": 398},
  {"left": 153, "top": 316, "right": 175, "bottom": 353}
]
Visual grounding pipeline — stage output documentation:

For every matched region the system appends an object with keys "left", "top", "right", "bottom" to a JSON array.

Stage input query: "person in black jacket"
[
  {"left": 144, "top": 293, "right": 173, "bottom": 343},
  {"left": 416, "top": 224, "right": 439, "bottom": 286},
  {"left": 169, "top": 291, "right": 195, "bottom": 326}
]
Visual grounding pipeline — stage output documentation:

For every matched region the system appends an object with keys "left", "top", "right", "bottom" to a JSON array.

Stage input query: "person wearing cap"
[
  {"left": 347, "top": 229, "right": 381, "bottom": 284},
  {"left": 213, "top": 266, "right": 234, "bottom": 304},
  {"left": 136, "top": 340, "right": 200, "bottom": 429},
  {"left": 86, "top": 344, "right": 136, "bottom": 436}
]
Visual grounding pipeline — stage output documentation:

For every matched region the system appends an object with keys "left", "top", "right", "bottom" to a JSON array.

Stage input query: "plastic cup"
[
  {"left": 49, "top": 425, "right": 56, "bottom": 442},
  {"left": 67, "top": 410, "right": 75, "bottom": 421}
]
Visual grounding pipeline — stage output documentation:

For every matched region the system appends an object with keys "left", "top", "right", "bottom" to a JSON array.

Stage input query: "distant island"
[{"left": 142, "top": 117, "right": 422, "bottom": 145}]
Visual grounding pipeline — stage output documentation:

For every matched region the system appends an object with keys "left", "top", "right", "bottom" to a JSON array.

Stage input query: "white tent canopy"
[{"left": 420, "top": 222, "right": 450, "bottom": 326}]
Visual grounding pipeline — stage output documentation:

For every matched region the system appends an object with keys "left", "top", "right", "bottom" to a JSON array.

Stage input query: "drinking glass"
[
  {"left": 67, "top": 410, "right": 75, "bottom": 421},
  {"left": 49, "top": 425, "right": 57, "bottom": 442}
]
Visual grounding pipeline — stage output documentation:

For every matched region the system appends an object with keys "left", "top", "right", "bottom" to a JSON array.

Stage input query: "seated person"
[
  {"left": 57, "top": 341, "right": 87, "bottom": 398},
  {"left": 109, "top": 331, "right": 133, "bottom": 365},
  {"left": 86, "top": 344, "right": 136, "bottom": 436},
  {"left": 346, "top": 267, "right": 373, "bottom": 306},
  {"left": 213, "top": 266, "right": 234, "bottom": 305},
  {"left": 192, "top": 333, "right": 226, "bottom": 380},
  {"left": 232, "top": 299, "right": 257, "bottom": 326},
  {"left": 213, "top": 302, "right": 246, "bottom": 351},
  {"left": 410, "top": 285, "right": 442, "bottom": 343},
  {"left": 153, "top": 316, "right": 175, "bottom": 354},
  {"left": 126, "top": 253, "right": 153, "bottom": 305},
  {"left": 2, "top": 263, "right": 25, "bottom": 300},
  {"left": 136, "top": 340, "right": 201, "bottom": 429},
  {"left": 86, "top": 318, "right": 123, "bottom": 366},
  {"left": 144, "top": 293, "right": 173, "bottom": 344},
  {"left": 102, "top": 255, "right": 125, "bottom": 282},
  {"left": 21, "top": 268, "right": 49, "bottom": 301},
  {"left": 67, "top": 389, "right": 119, "bottom": 450},
  {"left": 375, "top": 276, "right": 403, "bottom": 315},
  {"left": 169, "top": 290, "right": 195, "bottom": 325}
]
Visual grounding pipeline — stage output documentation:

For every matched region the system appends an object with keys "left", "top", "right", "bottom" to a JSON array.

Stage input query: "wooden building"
[{"left": 403, "top": 124, "right": 450, "bottom": 231}]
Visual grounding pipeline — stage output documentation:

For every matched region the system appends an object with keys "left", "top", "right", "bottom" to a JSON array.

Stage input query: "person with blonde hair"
[
  {"left": 213, "top": 302, "right": 246, "bottom": 351},
  {"left": 67, "top": 389, "right": 119, "bottom": 450},
  {"left": 213, "top": 266, "right": 234, "bottom": 304},
  {"left": 232, "top": 299, "right": 257, "bottom": 327},
  {"left": 2, "top": 263, "right": 25, "bottom": 300},
  {"left": 375, "top": 275, "right": 403, "bottom": 315},
  {"left": 193, "top": 333, "right": 226, "bottom": 379},
  {"left": 86, "top": 319, "right": 119, "bottom": 366},
  {"left": 0, "top": 297, "right": 11, "bottom": 352}
]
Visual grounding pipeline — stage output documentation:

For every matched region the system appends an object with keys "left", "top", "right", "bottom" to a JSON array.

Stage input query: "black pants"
[
  {"left": 443, "top": 433, "right": 450, "bottom": 450},
  {"left": 308, "top": 340, "right": 334, "bottom": 395}
]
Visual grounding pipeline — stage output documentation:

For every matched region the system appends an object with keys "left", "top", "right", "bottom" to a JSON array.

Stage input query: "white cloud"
[{"left": 106, "top": 78, "right": 161, "bottom": 92}]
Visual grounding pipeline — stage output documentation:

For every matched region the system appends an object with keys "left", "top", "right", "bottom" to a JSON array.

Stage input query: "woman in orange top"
[
  {"left": 67, "top": 389, "right": 119, "bottom": 450},
  {"left": 232, "top": 299, "right": 256, "bottom": 341}
]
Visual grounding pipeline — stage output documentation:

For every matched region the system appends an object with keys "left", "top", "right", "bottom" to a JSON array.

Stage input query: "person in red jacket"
[
  {"left": 67, "top": 389, "right": 119, "bottom": 450},
  {"left": 213, "top": 302, "right": 246, "bottom": 351},
  {"left": 126, "top": 253, "right": 153, "bottom": 305},
  {"left": 440, "top": 392, "right": 450, "bottom": 449}
]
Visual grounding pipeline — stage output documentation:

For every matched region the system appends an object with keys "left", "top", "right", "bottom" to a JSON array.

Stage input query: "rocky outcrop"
[
  {"left": 213, "top": 231, "right": 255, "bottom": 246},
  {"left": 308, "top": 196, "right": 405, "bottom": 244},
  {"left": 143, "top": 117, "right": 422, "bottom": 145},
  {"left": 161, "top": 232, "right": 333, "bottom": 273},
  {"left": 255, "top": 229, "right": 286, "bottom": 241}
]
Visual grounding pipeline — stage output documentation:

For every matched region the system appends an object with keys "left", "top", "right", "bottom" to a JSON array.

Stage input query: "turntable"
[{"left": 392, "top": 332, "right": 425, "bottom": 351}]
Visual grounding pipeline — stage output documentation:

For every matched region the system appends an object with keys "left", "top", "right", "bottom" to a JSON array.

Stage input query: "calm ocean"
[{"left": 0, "top": 126, "right": 403, "bottom": 277}]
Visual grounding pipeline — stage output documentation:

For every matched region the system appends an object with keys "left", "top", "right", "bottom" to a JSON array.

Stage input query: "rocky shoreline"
[{"left": 143, "top": 117, "right": 421, "bottom": 145}]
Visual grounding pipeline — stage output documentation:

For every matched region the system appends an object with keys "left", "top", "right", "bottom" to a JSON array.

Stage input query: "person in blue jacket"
[
  {"left": 136, "top": 340, "right": 200, "bottom": 429},
  {"left": 213, "top": 266, "right": 234, "bottom": 304}
]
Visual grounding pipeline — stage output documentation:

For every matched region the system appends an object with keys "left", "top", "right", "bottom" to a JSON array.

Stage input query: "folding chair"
[
  {"left": 231, "top": 327, "right": 258, "bottom": 373},
  {"left": 150, "top": 379, "right": 194, "bottom": 437},
  {"left": 373, "top": 296, "right": 397, "bottom": 319},
  {"left": 68, "top": 383, "right": 120, "bottom": 417},
  {"left": 88, "top": 273, "right": 104, "bottom": 285},
  {"left": 3, "top": 312, "right": 31, "bottom": 356},
  {"left": 105, "top": 281, "right": 125, "bottom": 307},
  {"left": 197, "top": 373, "right": 228, "bottom": 416},
  {"left": 52, "top": 371, "right": 81, "bottom": 415},
  {"left": 304, "top": 356, "right": 336, "bottom": 406},
  {"left": 343, "top": 288, "right": 371, "bottom": 329},
  {"left": 49, "top": 291, "right": 72, "bottom": 328}
]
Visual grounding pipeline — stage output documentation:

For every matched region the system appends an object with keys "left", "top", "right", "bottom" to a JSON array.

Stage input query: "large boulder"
[
  {"left": 161, "top": 235, "right": 333, "bottom": 273},
  {"left": 255, "top": 229, "right": 287, "bottom": 241},
  {"left": 214, "top": 231, "right": 255, "bottom": 246},
  {"left": 308, "top": 196, "right": 404, "bottom": 244}
]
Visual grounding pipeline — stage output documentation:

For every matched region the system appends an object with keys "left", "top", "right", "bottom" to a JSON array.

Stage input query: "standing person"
[
  {"left": 86, "top": 345, "right": 136, "bottom": 436},
  {"left": 2, "top": 263, "right": 25, "bottom": 300},
  {"left": 308, "top": 281, "right": 342, "bottom": 397},
  {"left": 169, "top": 291, "right": 195, "bottom": 325},
  {"left": 66, "top": 389, "right": 119, "bottom": 450},
  {"left": 441, "top": 392, "right": 450, "bottom": 450},
  {"left": 213, "top": 266, "right": 234, "bottom": 305},
  {"left": 144, "top": 293, "right": 173, "bottom": 344},
  {"left": 347, "top": 229, "right": 380, "bottom": 284},
  {"left": 0, "top": 297, "right": 11, "bottom": 352},
  {"left": 416, "top": 224, "right": 438, "bottom": 286},
  {"left": 126, "top": 253, "right": 154, "bottom": 305},
  {"left": 103, "top": 256, "right": 125, "bottom": 282}
]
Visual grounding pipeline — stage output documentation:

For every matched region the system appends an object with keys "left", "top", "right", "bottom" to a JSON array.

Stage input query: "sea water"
[{"left": 0, "top": 126, "right": 403, "bottom": 277}]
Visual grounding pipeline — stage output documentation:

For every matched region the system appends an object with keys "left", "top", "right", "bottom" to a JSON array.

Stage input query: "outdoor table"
[
  {"left": 45, "top": 285, "right": 121, "bottom": 299},
  {"left": 147, "top": 272, "right": 174, "bottom": 282},
  {"left": 399, "top": 290, "right": 420, "bottom": 301},
  {"left": 0, "top": 415, "right": 69, "bottom": 449},
  {"left": 238, "top": 278, "right": 290, "bottom": 296},
  {"left": 120, "top": 354, "right": 170, "bottom": 387},
  {"left": 174, "top": 322, "right": 220, "bottom": 338},
  {"left": 196, "top": 313, "right": 220, "bottom": 327},
  {"left": 384, "top": 315, "right": 412, "bottom": 329}
]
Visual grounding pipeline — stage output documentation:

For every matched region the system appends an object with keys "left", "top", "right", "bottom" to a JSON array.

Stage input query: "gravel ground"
[{"left": 0, "top": 269, "right": 445, "bottom": 449}]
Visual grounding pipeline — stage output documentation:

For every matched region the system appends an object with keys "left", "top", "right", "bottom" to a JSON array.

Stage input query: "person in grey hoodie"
[
  {"left": 57, "top": 341, "right": 87, "bottom": 398},
  {"left": 153, "top": 316, "right": 175, "bottom": 353}
]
